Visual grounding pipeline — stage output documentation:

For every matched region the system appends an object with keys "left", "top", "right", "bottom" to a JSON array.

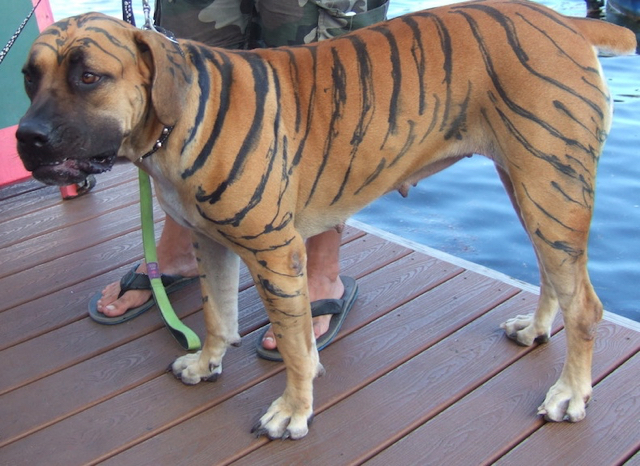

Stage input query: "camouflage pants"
[{"left": 154, "top": 0, "right": 388, "bottom": 49}]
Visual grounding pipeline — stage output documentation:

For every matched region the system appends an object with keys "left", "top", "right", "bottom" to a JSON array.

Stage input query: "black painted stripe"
[
  {"left": 515, "top": 12, "right": 599, "bottom": 75},
  {"left": 182, "top": 47, "right": 232, "bottom": 178},
  {"left": 257, "top": 275, "right": 302, "bottom": 300},
  {"left": 289, "top": 45, "right": 318, "bottom": 174},
  {"left": 535, "top": 228, "right": 583, "bottom": 259},
  {"left": 370, "top": 23, "right": 402, "bottom": 143},
  {"left": 388, "top": 120, "right": 417, "bottom": 167},
  {"left": 521, "top": 182, "right": 581, "bottom": 232},
  {"left": 194, "top": 52, "right": 268, "bottom": 202},
  {"left": 402, "top": 15, "right": 427, "bottom": 116},
  {"left": 413, "top": 11, "right": 454, "bottom": 134},
  {"left": 355, "top": 158, "right": 387, "bottom": 195},
  {"left": 490, "top": 92, "right": 593, "bottom": 196},
  {"left": 459, "top": 9, "right": 599, "bottom": 160},
  {"left": 215, "top": 227, "right": 297, "bottom": 256},
  {"left": 550, "top": 180, "right": 588, "bottom": 208},
  {"left": 179, "top": 44, "right": 212, "bottom": 156},
  {"left": 304, "top": 46, "right": 347, "bottom": 207},
  {"left": 458, "top": 3, "right": 604, "bottom": 121},
  {"left": 444, "top": 81, "right": 472, "bottom": 141},
  {"left": 419, "top": 93, "right": 441, "bottom": 144},
  {"left": 197, "top": 60, "right": 282, "bottom": 227},
  {"left": 331, "top": 34, "right": 375, "bottom": 205},
  {"left": 279, "top": 48, "right": 303, "bottom": 133}
]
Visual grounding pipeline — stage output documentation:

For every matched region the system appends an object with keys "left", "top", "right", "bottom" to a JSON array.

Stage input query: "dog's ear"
[{"left": 134, "top": 29, "right": 191, "bottom": 126}]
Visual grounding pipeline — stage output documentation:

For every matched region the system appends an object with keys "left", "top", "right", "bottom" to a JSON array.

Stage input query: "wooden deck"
[{"left": 1, "top": 162, "right": 639, "bottom": 465}]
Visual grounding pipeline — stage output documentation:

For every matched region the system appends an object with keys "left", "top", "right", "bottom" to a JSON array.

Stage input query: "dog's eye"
[
  {"left": 81, "top": 72, "right": 100, "bottom": 85},
  {"left": 23, "top": 68, "right": 35, "bottom": 86},
  {"left": 22, "top": 69, "right": 38, "bottom": 96}
]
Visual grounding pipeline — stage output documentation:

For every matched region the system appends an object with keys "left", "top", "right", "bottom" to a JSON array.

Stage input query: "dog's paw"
[
  {"left": 170, "top": 351, "right": 222, "bottom": 385},
  {"left": 538, "top": 379, "right": 591, "bottom": 422},
  {"left": 251, "top": 396, "right": 313, "bottom": 440},
  {"left": 500, "top": 313, "right": 550, "bottom": 346}
]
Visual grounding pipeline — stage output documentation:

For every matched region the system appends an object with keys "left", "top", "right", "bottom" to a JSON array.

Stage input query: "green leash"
[{"left": 138, "top": 169, "right": 201, "bottom": 351}]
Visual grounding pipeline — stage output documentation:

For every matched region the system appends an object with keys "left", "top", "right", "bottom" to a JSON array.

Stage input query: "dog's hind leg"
[
  {"left": 171, "top": 232, "right": 241, "bottom": 384},
  {"left": 495, "top": 160, "right": 603, "bottom": 423},
  {"left": 496, "top": 165, "right": 560, "bottom": 345}
]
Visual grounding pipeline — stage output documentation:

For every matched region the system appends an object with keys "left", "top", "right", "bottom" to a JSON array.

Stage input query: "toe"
[
  {"left": 262, "top": 328, "right": 277, "bottom": 350},
  {"left": 312, "top": 314, "right": 332, "bottom": 339},
  {"left": 104, "top": 290, "right": 152, "bottom": 317}
]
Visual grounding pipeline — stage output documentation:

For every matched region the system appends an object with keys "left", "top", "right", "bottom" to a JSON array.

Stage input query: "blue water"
[{"left": 49, "top": 0, "right": 640, "bottom": 323}]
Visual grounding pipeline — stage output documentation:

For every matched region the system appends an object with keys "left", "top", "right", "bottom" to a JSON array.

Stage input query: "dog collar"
[{"left": 138, "top": 125, "right": 174, "bottom": 162}]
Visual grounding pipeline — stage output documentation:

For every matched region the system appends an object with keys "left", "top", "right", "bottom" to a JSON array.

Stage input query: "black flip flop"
[
  {"left": 256, "top": 276, "right": 359, "bottom": 362},
  {"left": 88, "top": 263, "right": 198, "bottom": 325}
]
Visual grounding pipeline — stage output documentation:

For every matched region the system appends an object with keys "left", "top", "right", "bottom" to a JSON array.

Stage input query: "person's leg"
[
  {"left": 261, "top": 229, "right": 344, "bottom": 350},
  {"left": 95, "top": 215, "right": 198, "bottom": 317}
]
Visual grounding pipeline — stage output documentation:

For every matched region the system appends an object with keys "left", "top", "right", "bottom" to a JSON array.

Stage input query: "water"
[{"left": 48, "top": 0, "right": 640, "bottom": 323}]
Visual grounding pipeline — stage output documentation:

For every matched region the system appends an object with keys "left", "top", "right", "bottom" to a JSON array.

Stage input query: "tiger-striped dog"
[{"left": 17, "top": 0, "right": 636, "bottom": 439}]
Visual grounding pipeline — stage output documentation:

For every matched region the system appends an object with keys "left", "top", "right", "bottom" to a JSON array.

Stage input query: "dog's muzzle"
[{"left": 16, "top": 117, "right": 117, "bottom": 186}]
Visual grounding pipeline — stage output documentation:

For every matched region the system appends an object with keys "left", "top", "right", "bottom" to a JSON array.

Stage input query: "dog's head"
[{"left": 16, "top": 13, "right": 190, "bottom": 185}]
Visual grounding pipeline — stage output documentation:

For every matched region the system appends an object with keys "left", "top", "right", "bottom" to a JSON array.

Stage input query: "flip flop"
[
  {"left": 88, "top": 263, "right": 198, "bottom": 325},
  {"left": 256, "top": 276, "right": 359, "bottom": 362}
]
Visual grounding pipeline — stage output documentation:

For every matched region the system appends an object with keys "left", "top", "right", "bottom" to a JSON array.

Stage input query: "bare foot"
[
  {"left": 95, "top": 216, "right": 198, "bottom": 318},
  {"left": 96, "top": 259, "right": 199, "bottom": 317}
]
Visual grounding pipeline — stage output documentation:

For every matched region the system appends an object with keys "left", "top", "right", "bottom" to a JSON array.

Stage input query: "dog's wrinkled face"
[{"left": 16, "top": 14, "right": 153, "bottom": 185}]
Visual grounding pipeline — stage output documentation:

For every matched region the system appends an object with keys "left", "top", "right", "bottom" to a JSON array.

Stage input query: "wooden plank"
[
  {"left": 0, "top": 225, "right": 362, "bottom": 351},
  {"left": 0, "top": 233, "right": 402, "bottom": 438},
  {"left": 0, "top": 223, "right": 362, "bottom": 352},
  {"left": 0, "top": 180, "right": 62, "bottom": 222},
  {"left": 0, "top": 176, "right": 142, "bottom": 249},
  {"left": 0, "top": 162, "right": 137, "bottom": 224},
  {"left": 0, "top": 233, "right": 375, "bottom": 393},
  {"left": 0, "top": 200, "right": 165, "bottom": 279},
  {"left": 495, "top": 352, "right": 640, "bottom": 466},
  {"left": 97, "top": 270, "right": 521, "bottom": 465},
  {"left": 0, "top": 259, "right": 145, "bottom": 351},
  {"left": 0, "top": 223, "right": 164, "bottom": 312},
  {"left": 230, "top": 291, "right": 544, "bottom": 466},
  {"left": 364, "top": 322, "right": 640, "bottom": 466},
  {"left": 627, "top": 452, "right": 640, "bottom": 465},
  {"left": 0, "top": 282, "right": 197, "bottom": 397},
  {"left": 0, "top": 177, "right": 45, "bottom": 201},
  {"left": 0, "top": 311, "right": 205, "bottom": 448},
  {"left": 0, "top": 251, "right": 464, "bottom": 463}
]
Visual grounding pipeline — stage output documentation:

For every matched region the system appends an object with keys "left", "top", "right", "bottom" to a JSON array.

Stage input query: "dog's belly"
[{"left": 294, "top": 211, "right": 350, "bottom": 239}]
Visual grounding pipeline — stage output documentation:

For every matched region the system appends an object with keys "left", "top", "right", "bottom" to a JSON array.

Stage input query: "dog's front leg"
[
  {"left": 249, "top": 235, "right": 323, "bottom": 440},
  {"left": 172, "top": 231, "right": 240, "bottom": 384}
]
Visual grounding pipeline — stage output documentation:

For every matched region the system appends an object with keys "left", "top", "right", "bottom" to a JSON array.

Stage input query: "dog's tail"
[{"left": 569, "top": 17, "right": 637, "bottom": 56}]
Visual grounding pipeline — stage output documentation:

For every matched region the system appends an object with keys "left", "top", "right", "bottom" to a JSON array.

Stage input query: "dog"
[{"left": 17, "top": 0, "right": 636, "bottom": 439}]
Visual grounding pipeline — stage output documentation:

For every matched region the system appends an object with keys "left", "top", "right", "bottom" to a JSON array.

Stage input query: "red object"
[
  {"left": 0, "top": 0, "right": 88, "bottom": 199},
  {"left": 0, "top": 125, "right": 30, "bottom": 186}
]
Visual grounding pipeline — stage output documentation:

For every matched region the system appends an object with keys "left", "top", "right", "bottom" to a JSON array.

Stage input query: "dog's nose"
[{"left": 16, "top": 119, "right": 52, "bottom": 150}]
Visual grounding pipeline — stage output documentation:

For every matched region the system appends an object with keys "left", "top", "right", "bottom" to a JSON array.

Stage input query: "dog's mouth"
[{"left": 32, "top": 153, "right": 117, "bottom": 185}]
